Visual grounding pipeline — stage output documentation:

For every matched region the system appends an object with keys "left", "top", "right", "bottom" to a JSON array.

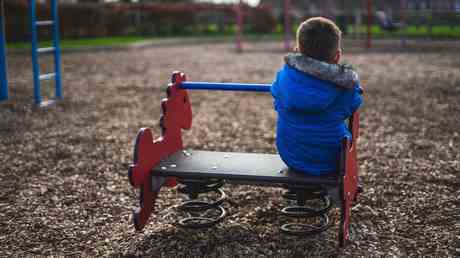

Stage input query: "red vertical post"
[
  {"left": 400, "top": 0, "right": 407, "bottom": 47},
  {"left": 366, "top": 0, "right": 373, "bottom": 49},
  {"left": 235, "top": 0, "right": 243, "bottom": 52},
  {"left": 284, "top": 0, "right": 291, "bottom": 51}
]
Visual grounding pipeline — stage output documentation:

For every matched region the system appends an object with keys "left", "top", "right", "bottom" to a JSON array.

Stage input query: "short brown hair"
[{"left": 296, "top": 17, "right": 342, "bottom": 62}]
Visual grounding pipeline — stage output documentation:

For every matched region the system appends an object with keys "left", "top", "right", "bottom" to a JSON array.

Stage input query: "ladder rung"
[
  {"left": 39, "top": 73, "right": 56, "bottom": 81},
  {"left": 38, "top": 99, "right": 57, "bottom": 108},
  {"left": 37, "top": 47, "right": 55, "bottom": 54},
  {"left": 36, "top": 20, "right": 54, "bottom": 26}
]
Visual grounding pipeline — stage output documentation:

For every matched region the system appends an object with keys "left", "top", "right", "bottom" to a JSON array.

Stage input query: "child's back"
[{"left": 271, "top": 17, "right": 363, "bottom": 175}]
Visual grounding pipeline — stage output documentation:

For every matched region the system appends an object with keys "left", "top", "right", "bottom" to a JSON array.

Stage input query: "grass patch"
[
  {"left": 347, "top": 24, "right": 460, "bottom": 38},
  {"left": 6, "top": 25, "right": 460, "bottom": 51},
  {"left": 7, "top": 36, "right": 150, "bottom": 50}
]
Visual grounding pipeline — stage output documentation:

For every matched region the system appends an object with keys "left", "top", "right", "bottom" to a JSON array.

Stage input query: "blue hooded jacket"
[{"left": 271, "top": 55, "right": 363, "bottom": 175}]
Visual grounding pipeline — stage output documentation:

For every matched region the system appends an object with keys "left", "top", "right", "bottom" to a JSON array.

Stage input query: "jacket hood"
[{"left": 284, "top": 53, "right": 358, "bottom": 89}]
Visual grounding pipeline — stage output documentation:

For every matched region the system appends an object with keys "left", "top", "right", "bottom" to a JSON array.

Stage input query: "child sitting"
[{"left": 271, "top": 17, "right": 363, "bottom": 176}]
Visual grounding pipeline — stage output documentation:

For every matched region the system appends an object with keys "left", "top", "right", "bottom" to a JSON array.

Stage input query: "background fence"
[{"left": 4, "top": 1, "right": 460, "bottom": 43}]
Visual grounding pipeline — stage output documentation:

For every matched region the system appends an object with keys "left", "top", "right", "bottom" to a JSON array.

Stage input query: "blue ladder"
[{"left": 29, "top": 0, "right": 62, "bottom": 106}]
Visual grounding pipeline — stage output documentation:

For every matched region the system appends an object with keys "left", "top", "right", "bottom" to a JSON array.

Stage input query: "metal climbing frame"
[{"left": 29, "top": 0, "right": 62, "bottom": 106}]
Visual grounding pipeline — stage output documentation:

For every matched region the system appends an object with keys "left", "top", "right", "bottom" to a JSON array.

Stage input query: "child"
[{"left": 271, "top": 17, "right": 363, "bottom": 176}]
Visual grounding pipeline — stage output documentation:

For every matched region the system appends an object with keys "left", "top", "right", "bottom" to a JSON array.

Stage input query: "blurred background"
[{"left": 4, "top": 0, "right": 460, "bottom": 45}]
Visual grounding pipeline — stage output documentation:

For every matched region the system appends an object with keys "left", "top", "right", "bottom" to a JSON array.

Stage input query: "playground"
[{"left": 1, "top": 39, "right": 459, "bottom": 256}]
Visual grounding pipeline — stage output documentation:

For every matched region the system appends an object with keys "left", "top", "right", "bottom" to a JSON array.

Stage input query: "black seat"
[{"left": 153, "top": 150, "right": 339, "bottom": 186}]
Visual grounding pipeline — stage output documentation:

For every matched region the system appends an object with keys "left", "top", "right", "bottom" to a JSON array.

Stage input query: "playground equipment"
[
  {"left": 375, "top": 11, "right": 404, "bottom": 32},
  {"left": 283, "top": 0, "right": 291, "bottom": 51},
  {"left": 29, "top": 0, "right": 63, "bottom": 106},
  {"left": 366, "top": 0, "right": 410, "bottom": 49},
  {"left": 367, "top": 0, "right": 373, "bottom": 49},
  {"left": 0, "top": 0, "right": 8, "bottom": 101},
  {"left": 127, "top": 71, "right": 362, "bottom": 247},
  {"left": 0, "top": 0, "right": 63, "bottom": 105}
]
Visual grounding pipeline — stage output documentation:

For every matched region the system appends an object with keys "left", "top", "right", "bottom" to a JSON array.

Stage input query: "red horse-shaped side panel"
[
  {"left": 340, "top": 111, "right": 360, "bottom": 246},
  {"left": 128, "top": 72, "right": 192, "bottom": 230}
]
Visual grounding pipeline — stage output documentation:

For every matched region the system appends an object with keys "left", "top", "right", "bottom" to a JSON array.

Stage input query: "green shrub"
[{"left": 431, "top": 26, "right": 451, "bottom": 38}]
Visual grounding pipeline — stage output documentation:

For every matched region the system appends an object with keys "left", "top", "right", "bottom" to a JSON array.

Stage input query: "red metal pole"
[
  {"left": 284, "top": 0, "right": 291, "bottom": 51},
  {"left": 400, "top": 0, "right": 407, "bottom": 47},
  {"left": 235, "top": 0, "right": 243, "bottom": 52},
  {"left": 366, "top": 0, "right": 373, "bottom": 49}
]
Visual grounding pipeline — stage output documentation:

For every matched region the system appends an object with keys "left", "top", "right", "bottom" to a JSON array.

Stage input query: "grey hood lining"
[{"left": 284, "top": 53, "right": 359, "bottom": 89}]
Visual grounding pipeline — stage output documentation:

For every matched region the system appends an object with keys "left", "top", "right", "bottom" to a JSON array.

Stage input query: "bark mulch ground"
[{"left": 1, "top": 41, "right": 459, "bottom": 257}]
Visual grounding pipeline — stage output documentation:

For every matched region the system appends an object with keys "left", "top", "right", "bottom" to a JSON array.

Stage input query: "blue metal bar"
[
  {"left": 39, "top": 73, "right": 56, "bottom": 80},
  {"left": 51, "top": 0, "right": 62, "bottom": 99},
  {"left": 29, "top": 0, "right": 41, "bottom": 105},
  {"left": 0, "top": 4, "right": 8, "bottom": 101},
  {"left": 37, "top": 47, "right": 55, "bottom": 54},
  {"left": 179, "top": 82, "right": 271, "bottom": 92}
]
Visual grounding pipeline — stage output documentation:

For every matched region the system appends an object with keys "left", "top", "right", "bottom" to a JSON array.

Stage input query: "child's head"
[{"left": 296, "top": 17, "right": 342, "bottom": 64}]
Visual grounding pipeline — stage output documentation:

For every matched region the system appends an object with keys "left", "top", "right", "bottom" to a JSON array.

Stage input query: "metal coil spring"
[
  {"left": 280, "top": 186, "right": 333, "bottom": 235},
  {"left": 176, "top": 178, "right": 227, "bottom": 229}
]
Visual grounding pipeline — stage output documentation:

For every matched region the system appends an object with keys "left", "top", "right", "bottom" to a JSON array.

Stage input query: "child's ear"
[{"left": 332, "top": 50, "right": 342, "bottom": 64}]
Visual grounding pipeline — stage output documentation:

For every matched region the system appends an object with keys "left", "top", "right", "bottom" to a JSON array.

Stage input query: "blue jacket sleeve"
[
  {"left": 271, "top": 72, "right": 280, "bottom": 111},
  {"left": 350, "top": 83, "right": 363, "bottom": 113}
]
